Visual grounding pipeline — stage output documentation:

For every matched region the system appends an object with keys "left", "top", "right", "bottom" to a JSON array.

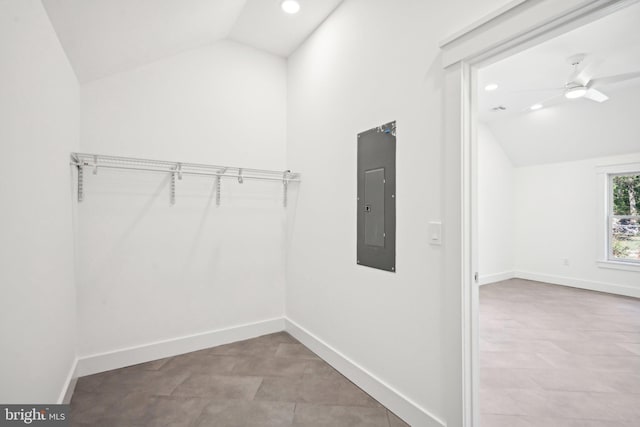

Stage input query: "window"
[{"left": 608, "top": 172, "right": 640, "bottom": 264}]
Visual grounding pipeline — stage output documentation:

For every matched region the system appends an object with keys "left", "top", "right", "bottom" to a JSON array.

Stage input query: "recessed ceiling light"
[
  {"left": 530, "top": 103, "right": 543, "bottom": 111},
  {"left": 281, "top": 0, "right": 300, "bottom": 14},
  {"left": 565, "top": 86, "right": 587, "bottom": 99},
  {"left": 484, "top": 83, "right": 499, "bottom": 91}
]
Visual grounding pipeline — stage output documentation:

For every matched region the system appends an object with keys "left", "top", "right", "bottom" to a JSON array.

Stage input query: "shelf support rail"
[
  {"left": 216, "top": 167, "right": 227, "bottom": 206},
  {"left": 77, "top": 163, "right": 84, "bottom": 202},
  {"left": 170, "top": 168, "right": 176, "bottom": 206},
  {"left": 283, "top": 170, "right": 291, "bottom": 208}
]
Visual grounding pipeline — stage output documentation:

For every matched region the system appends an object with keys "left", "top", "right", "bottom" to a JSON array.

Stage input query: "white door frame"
[{"left": 439, "top": 0, "right": 639, "bottom": 425}]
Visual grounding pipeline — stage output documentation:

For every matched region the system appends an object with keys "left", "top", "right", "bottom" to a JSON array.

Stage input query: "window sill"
[{"left": 597, "top": 260, "right": 640, "bottom": 273}]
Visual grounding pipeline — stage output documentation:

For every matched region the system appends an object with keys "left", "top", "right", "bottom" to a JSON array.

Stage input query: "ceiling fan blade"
[
  {"left": 590, "top": 71, "right": 640, "bottom": 86},
  {"left": 584, "top": 88, "right": 609, "bottom": 103},
  {"left": 524, "top": 93, "right": 564, "bottom": 112},
  {"left": 572, "top": 58, "right": 604, "bottom": 86},
  {"left": 511, "top": 87, "right": 562, "bottom": 93}
]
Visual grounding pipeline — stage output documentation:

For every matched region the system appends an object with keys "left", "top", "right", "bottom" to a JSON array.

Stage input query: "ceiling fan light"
[
  {"left": 281, "top": 0, "right": 300, "bottom": 14},
  {"left": 565, "top": 86, "right": 588, "bottom": 99}
]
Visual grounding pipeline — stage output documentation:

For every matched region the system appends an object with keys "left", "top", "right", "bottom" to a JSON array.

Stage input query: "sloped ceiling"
[
  {"left": 42, "top": 0, "right": 344, "bottom": 83},
  {"left": 478, "top": 2, "right": 640, "bottom": 166},
  {"left": 228, "top": 0, "right": 343, "bottom": 57}
]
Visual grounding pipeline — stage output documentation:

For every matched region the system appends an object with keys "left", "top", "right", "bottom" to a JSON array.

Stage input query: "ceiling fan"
[{"left": 530, "top": 54, "right": 640, "bottom": 108}]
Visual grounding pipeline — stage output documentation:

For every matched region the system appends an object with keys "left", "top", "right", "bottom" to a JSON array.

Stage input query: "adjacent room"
[
  {"left": 477, "top": 4, "right": 640, "bottom": 425},
  {"left": 1, "top": 0, "right": 639, "bottom": 426}
]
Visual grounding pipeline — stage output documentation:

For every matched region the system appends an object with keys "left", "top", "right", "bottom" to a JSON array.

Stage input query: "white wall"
[
  {"left": 286, "top": 0, "right": 512, "bottom": 425},
  {"left": 477, "top": 124, "right": 515, "bottom": 283},
  {"left": 514, "top": 152, "right": 640, "bottom": 296},
  {"left": 81, "top": 40, "right": 286, "bottom": 169},
  {"left": 77, "top": 41, "right": 288, "bottom": 356},
  {"left": 0, "top": 0, "right": 79, "bottom": 403}
]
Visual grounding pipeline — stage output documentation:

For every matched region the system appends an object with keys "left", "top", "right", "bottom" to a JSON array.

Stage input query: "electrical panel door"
[{"left": 357, "top": 121, "right": 396, "bottom": 272}]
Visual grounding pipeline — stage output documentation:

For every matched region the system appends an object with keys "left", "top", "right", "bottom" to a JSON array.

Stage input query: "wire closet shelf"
[{"left": 70, "top": 152, "right": 301, "bottom": 207}]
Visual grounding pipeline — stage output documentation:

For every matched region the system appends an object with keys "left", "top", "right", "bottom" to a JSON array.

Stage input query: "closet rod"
[
  {"left": 70, "top": 153, "right": 300, "bottom": 181},
  {"left": 72, "top": 163, "right": 300, "bottom": 182},
  {"left": 70, "top": 152, "right": 300, "bottom": 206}
]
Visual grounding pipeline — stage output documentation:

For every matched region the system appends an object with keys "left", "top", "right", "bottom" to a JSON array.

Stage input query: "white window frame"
[{"left": 597, "top": 162, "right": 640, "bottom": 272}]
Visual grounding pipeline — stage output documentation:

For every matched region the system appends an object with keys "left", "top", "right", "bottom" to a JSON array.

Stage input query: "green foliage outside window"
[
  {"left": 612, "top": 174, "right": 640, "bottom": 216},
  {"left": 612, "top": 239, "right": 630, "bottom": 258},
  {"left": 611, "top": 174, "right": 640, "bottom": 261}
]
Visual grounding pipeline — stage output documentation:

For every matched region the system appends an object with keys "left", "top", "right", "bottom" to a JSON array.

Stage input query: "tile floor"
[
  {"left": 480, "top": 279, "right": 640, "bottom": 427},
  {"left": 71, "top": 332, "right": 410, "bottom": 426}
]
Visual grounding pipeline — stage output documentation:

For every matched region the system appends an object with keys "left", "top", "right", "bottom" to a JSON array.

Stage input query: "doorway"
[
  {"left": 474, "top": 5, "right": 640, "bottom": 424},
  {"left": 440, "top": 0, "right": 640, "bottom": 425}
]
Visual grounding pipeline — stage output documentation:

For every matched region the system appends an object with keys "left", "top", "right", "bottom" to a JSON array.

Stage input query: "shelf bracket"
[
  {"left": 283, "top": 170, "right": 291, "bottom": 208},
  {"left": 238, "top": 168, "right": 244, "bottom": 184},
  {"left": 216, "top": 167, "right": 226, "bottom": 206},
  {"left": 93, "top": 155, "right": 98, "bottom": 175},
  {"left": 170, "top": 169, "right": 176, "bottom": 206},
  {"left": 216, "top": 173, "right": 222, "bottom": 206},
  {"left": 77, "top": 164, "right": 84, "bottom": 202}
]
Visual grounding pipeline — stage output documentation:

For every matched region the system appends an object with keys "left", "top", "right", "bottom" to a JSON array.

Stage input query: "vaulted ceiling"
[
  {"left": 478, "top": 2, "right": 640, "bottom": 166},
  {"left": 42, "top": 0, "right": 344, "bottom": 83}
]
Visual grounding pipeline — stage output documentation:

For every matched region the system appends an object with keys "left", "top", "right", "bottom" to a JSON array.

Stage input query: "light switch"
[{"left": 428, "top": 221, "right": 442, "bottom": 245}]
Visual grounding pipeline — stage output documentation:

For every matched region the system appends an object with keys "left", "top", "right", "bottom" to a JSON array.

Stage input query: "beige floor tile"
[
  {"left": 303, "top": 359, "right": 344, "bottom": 380},
  {"left": 99, "top": 392, "right": 156, "bottom": 424},
  {"left": 585, "top": 331, "right": 640, "bottom": 343},
  {"left": 480, "top": 280, "right": 640, "bottom": 427},
  {"left": 209, "top": 339, "right": 281, "bottom": 357},
  {"left": 70, "top": 391, "right": 122, "bottom": 424},
  {"left": 73, "top": 372, "right": 109, "bottom": 394},
  {"left": 552, "top": 340, "right": 639, "bottom": 356},
  {"left": 480, "top": 339, "right": 566, "bottom": 354},
  {"left": 617, "top": 342, "right": 640, "bottom": 356},
  {"left": 292, "top": 403, "right": 389, "bottom": 427},
  {"left": 479, "top": 413, "right": 533, "bottom": 427},
  {"left": 275, "top": 343, "right": 321, "bottom": 359},
  {"left": 388, "top": 410, "right": 410, "bottom": 427},
  {"left": 194, "top": 400, "right": 295, "bottom": 427},
  {"left": 161, "top": 353, "right": 237, "bottom": 376},
  {"left": 297, "top": 375, "right": 381, "bottom": 407},
  {"left": 70, "top": 332, "right": 411, "bottom": 427},
  {"left": 480, "top": 351, "right": 554, "bottom": 369},
  {"left": 526, "top": 368, "right": 618, "bottom": 393},
  {"left": 522, "top": 417, "right": 635, "bottom": 427},
  {"left": 142, "top": 396, "right": 210, "bottom": 427},
  {"left": 538, "top": 352, "right": 640, "bottom": 372},
  {"left": 254, "top": 377, "right": 303, "bottom": 402},
  {"left": 171, "top": 374, "right": 263, "bottom": 399},
  {"left": 99, "top": 368, "right": 189, "bottom": 396},
  {"left": 599, "top": 370, "right": 640, "bottom": 394},
  {"left": 480, "top": 368, "right": 541, "bottom": 390},
  {"left": 231, "top": 356, "right": 309, "bottom": 378}
]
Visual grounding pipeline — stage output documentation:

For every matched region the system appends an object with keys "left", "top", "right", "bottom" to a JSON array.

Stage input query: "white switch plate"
[{"left": 428, "top": 221, "right": 442, "bottom": 245}]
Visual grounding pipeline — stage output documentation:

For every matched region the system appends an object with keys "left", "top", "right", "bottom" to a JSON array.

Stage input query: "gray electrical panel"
[{"left": 357, "top": 121, "right": 396, "bottom": 272}]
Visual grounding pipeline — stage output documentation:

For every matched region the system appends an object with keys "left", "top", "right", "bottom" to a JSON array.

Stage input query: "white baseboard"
[
  {"left": 76, "top": 318, "right": 285, "bottom": 377},
  {"left": 285, "top": 318, "right": 445, "bottom": 427},
  {"left": 58, "top": 357, "right": 78, "bottom": 404},
  {"left": 515, "top": 271, "right": 640, "bottom": 299},
  {"left": 478, "top": 271, "right": 515, "bottom": 286},
  {"left": 72, "top": 317, "right": 444, "bottom": 426}
]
